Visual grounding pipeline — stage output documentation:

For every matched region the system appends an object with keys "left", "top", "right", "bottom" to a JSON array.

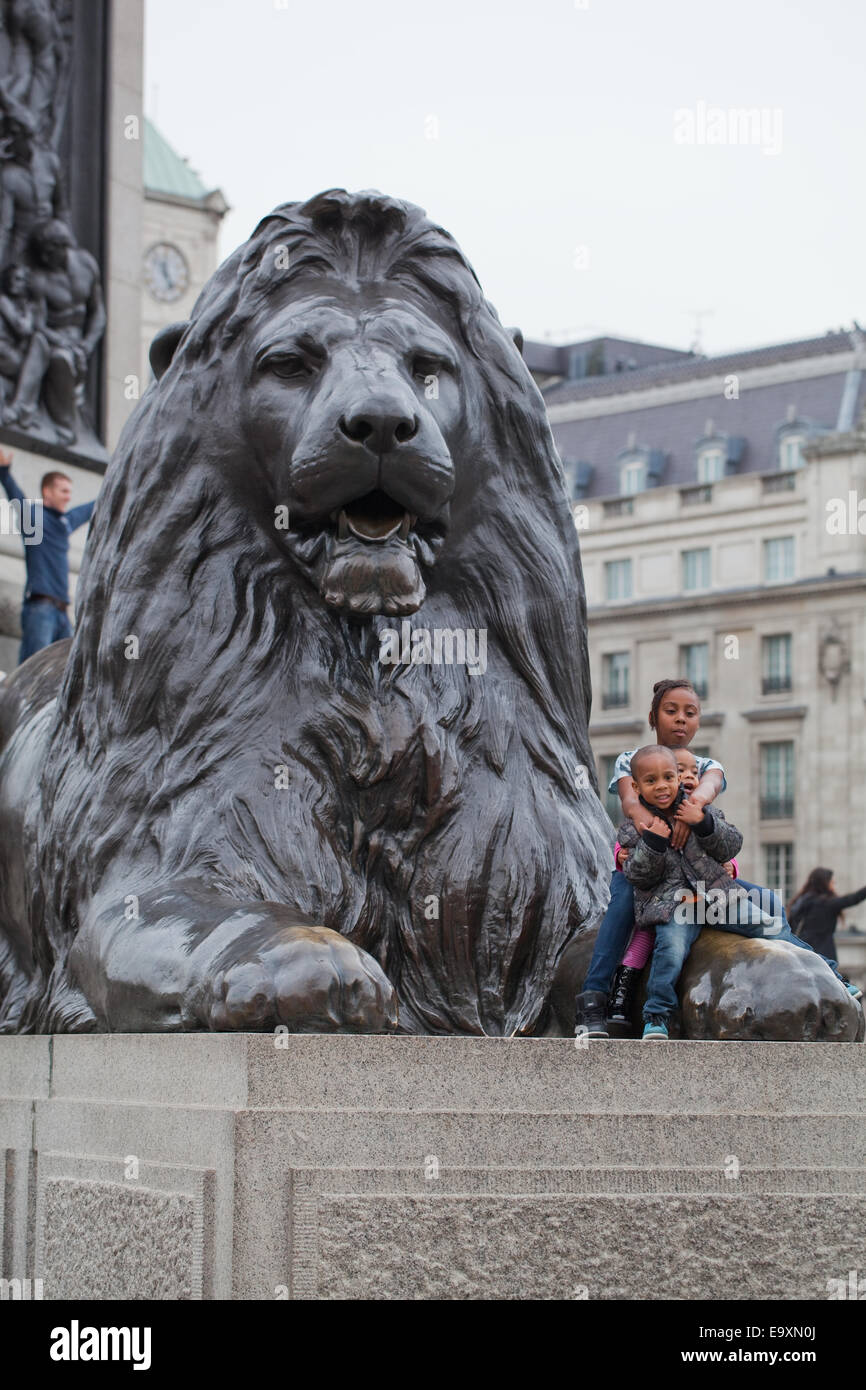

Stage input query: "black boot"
[
  {"left": 574, "top": 990, "right": 609, "bottom": 1039},
  {"left": 606, "top": 965, "right": 641, "bottom": 1037}
]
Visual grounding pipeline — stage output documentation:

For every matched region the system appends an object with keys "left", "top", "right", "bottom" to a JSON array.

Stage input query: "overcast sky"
[{"left": 144, "top": 0, "right": 865, "bottom": 355}]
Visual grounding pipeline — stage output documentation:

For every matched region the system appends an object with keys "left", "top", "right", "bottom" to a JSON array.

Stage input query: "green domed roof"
[{"left": 144, "top": 118, "right": 212, "bottom": 202}]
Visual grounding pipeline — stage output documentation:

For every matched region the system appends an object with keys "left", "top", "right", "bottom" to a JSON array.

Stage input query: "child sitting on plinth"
[
  {"left": 618, "top": 745, "right": 857, "bottom": 1040},
  {"left": 607, "top": 748, "right": 738, "bottom": 1030}
]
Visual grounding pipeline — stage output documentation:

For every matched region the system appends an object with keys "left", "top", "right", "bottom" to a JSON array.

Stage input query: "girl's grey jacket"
[{"left": 617, "top": 807, "right": 744, "bottom": 927}]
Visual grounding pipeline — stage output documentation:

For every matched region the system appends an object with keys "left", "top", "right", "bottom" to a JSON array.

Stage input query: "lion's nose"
[{"left": 339, "top": 407, "right": 419, "bottom": 453}]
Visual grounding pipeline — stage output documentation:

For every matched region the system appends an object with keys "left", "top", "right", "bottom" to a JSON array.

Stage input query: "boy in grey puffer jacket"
[
  {"left": 619, "top": 792, "right": 744, "bottom": 931},
  {"left": 618, "top": 746, "right": 850, "bottom": 1039}
]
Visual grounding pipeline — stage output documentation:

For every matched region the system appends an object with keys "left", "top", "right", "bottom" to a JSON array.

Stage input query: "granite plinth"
[{"left": 1, "top": 1034, "right": 864, "bottom": 1301}]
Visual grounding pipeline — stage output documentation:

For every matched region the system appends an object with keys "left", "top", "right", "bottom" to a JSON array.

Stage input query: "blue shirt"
[{"left": 1, "top": 466, "right": 95, "bottom": 604}]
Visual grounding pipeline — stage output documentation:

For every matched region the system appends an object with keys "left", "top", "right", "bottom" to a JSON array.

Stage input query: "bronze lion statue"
[{"left": 0, "top": 189, "right": 613, "bottom": 1035}]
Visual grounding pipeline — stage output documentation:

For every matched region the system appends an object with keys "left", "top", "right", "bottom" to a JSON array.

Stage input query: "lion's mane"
[{"left": 26, "top": 190, "right": 611, "bottom": 1034}]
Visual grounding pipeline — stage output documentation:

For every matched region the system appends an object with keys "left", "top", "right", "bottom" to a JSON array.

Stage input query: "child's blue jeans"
[
  {"left": 644, "top": 892, "right": 846, "bottom": 1020},
  {"left": 583, "top": 873, "right": 812, "bottom": 998}
]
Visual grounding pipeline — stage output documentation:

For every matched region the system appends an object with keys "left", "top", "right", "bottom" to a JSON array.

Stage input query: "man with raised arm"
[{"left": 0, "top": 445, "right": 94, "bottom": 662}]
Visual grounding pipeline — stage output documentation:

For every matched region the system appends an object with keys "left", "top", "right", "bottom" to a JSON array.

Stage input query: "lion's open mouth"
[
  {"left": 285, "top": 485, "right": 447, "bottom": 617},
  {"left": 336, "top": 489, "right": 416, "bottom": 544}
]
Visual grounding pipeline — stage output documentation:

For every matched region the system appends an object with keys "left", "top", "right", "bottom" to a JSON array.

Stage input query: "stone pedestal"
[{"left": 1, "top": 1034, "right": 864, "bottom": 1300}]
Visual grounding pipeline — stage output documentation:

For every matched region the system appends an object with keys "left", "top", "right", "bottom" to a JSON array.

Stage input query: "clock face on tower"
[{"left": 144, "top": 242, "right": 190, "bottom": 303}]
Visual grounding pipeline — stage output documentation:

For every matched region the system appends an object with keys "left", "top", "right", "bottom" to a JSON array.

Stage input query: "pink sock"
[{"left": 622, "top": 927, "right": 655, "bottom": 970}]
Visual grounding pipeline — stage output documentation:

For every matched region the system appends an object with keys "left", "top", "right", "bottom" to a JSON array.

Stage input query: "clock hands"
[{"left": 146, "top": 244, "right": 187, "bottom": 301}]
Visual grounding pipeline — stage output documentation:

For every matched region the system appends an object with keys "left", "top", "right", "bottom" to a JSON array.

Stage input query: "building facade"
[{"left": 531, "top": 328, "right": 866, "bottom": 919}]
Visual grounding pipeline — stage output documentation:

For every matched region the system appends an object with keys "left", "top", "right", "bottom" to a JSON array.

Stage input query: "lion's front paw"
[{"left": 185, "top": 922, "right": 398, "bottom": 1034}]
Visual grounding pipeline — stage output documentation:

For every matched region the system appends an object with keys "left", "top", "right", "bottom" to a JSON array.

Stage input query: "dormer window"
[
  {"left": 617, "top": 445, "right": 665, "bottom": 496},
  {"left": 779, "top": 434, "right": 804, "bottom": 471},
  {"left": 562, "top": 458, "right": 594, "bottom": 500},
  {"left": 697, "top": 447, "right": 725, "bottom": 483},
  {"left": 774, "top": 415, "right": 824, "bottom": 471},
  {"left": 620, "top": 458, "right": 647, "bottom": 494},
  {"left": 693, "top": 430, "right": 744, "bottom": 483}
]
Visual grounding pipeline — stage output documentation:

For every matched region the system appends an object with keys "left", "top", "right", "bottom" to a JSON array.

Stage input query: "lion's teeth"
[
  {"left": 337, "top": 509, "right": 348, "bottom": 540},
  {"left": 399, "top": 512, "right": 412, "bottom": 540},
  {"left": 413, "top": 535, "right": 436, "bottom": 567}
]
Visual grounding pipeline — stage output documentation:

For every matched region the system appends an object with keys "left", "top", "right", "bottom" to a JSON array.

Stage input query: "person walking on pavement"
[{"left": 0, "top": 445, "right": 95, "bottom": 663}]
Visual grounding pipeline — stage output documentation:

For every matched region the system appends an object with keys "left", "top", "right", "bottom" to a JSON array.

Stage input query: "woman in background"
[{"left": 789, "top": 868, "right": 866, "bottom": 961}]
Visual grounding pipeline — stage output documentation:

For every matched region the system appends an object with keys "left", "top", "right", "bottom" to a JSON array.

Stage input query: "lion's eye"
[
  {"left": 411, "top": 355, "right": 446, "bottom": 380},
  {"left": 263, "top": 354, "right": 314, "bottom": 380}
]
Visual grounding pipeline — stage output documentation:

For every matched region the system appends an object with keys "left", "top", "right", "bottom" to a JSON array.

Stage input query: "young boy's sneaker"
[
  {"left": 574, "top": 990, "right": 610, "bottom": 1039},
  {"left": 844, "top": 981, "right": 863, "bottom": 1001},
  {"left": 642, "top": 1015, "right": 669, "bottom": 1041}
]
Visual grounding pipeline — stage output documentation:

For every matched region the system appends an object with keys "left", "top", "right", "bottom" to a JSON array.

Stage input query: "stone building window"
[
  {"left": 760, "top": 742, "right": 794, "bottom": 820},
  {"left": 763, "top": 536, "right": 795, "bottom": 584},
  {"left": 682, "top": 547, "right": 710, "bottom": 592},
  {"left": 602, "top": 652, "right": 630, "bottom": 709},
  {"left": 604, "top": 558, "right": 633, "bottom": 601},
  {"left": 764, "top": 843, "right": 794, "bottom": 904},
  {"left": 762, "top": 634, "right": 792, "bottom": 693},
  {"left": 680, "top": 642, "right": 709, "bottom": 699}
]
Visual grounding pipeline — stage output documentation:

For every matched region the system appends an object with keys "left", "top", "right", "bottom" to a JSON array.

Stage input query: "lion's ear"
[
  {"left": 149, "top": 321, "right": 189, "bottom": 381},
  {"left": 508, "top": 326, "right": 524, "bottom": 356}
]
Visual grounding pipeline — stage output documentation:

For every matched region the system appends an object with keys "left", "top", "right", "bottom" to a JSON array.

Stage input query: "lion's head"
[
  {"left": 138, "top": 189, "right": 547, "bottom": 619},
  {"left": 34, "top": 190, "right": 610, "bottom": 1037}
]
